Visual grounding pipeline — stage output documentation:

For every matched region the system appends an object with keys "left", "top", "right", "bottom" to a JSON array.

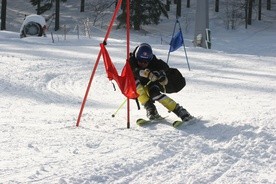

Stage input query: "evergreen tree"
[
  {"left": 117, "top": 0, "right": 168, "bottom": 30},
  {"left": 30, "top": 0, "right": 67, "bottom": 14},
  {"left": 30, "top": 0, "right": 67, "bottom": 6}
]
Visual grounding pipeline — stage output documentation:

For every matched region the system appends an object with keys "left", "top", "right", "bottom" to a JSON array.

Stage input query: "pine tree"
[
  {"left": 117, "top": 0, "right": 168, "bottom": 30},
  {"left": 30, "top": 0, "right": 67, "bottom": 6},
  {"left": 29, "top": 0, "right": 67, "bottom": 14}
]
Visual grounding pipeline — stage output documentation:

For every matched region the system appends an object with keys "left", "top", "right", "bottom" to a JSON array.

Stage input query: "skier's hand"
[
  {"left": 139, "top": 69, "right": 159, "bottom": 82},
  {"left": 148, "top": 71, "right": 160, "bottom": 82},
  {"left": 158, "top": 70, "right": 168, "bottom": 85},
  {"left": 139, "top": 69, "right": 150, "bottom": 78}
]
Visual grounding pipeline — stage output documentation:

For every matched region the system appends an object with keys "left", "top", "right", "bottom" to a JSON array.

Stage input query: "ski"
[
  {"left": 136, "top": 117, "right": 165, "bottom": 126},
  {"left": 136, "top": 118, "right": 151, "bottom": 126},
  {"left": 172, "top": 116, "right": 195, "bottom": 128},
  {"left": 136, "top": 115, "right": 196, "bottom": 128}
]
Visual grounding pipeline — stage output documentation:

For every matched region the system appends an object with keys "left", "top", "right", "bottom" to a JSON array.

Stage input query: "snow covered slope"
[{"left": 0, "top": 0, "right": 275, "bottom": 183}]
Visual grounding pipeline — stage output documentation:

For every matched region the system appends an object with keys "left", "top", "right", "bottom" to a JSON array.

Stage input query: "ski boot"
[
  {"left": 173, "top": 104, "right": 193, "bottom": 121},
  {"left": 144, "top": 101, "right": 162, "bottom": 120}
]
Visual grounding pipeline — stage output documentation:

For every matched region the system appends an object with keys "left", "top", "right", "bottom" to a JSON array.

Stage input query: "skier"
[{"left": 129, "top": 43, "right": 192, "bottom": 121}]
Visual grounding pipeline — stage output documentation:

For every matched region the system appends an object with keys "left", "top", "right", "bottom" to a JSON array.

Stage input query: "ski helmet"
[{"left": 135, "top": 43, "right": 153, "bottom": 62}]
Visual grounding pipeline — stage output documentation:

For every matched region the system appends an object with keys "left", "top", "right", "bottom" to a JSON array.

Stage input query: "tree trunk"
[
  {"left": 258, "top": 0, "right": 262, "bottom": 20},
  {"left": 37, "top": 0, "right": 41, "bottom": 15},
  {"left": 267, "top": 0, "right": 271, "bottom": 10},
  {"left": 245, "top": 0, "right": 248, "bottom": 28},
  {"left": 176, "top": 0, "right": 181, "bottom": 18},
  {"left": 133, "top": 0, "right": 141, "bottom": 30},
  {"left": 215, "top": 0, "right": 219, "bottom": 12},
  {"left": 80, "top": 0, "right": 85, "bottom": 12},
  {"left": 1, "top": 0, "right": 7, "bottom": 30},
  {"left": 55, "top": 0, "right": 60, "bottom": 31},
  {"left": 166, "top": 0, "right": 170, "bottom": 11},
  {"left": 248, "top": 0, "right": 253, "bottom": 25},
  {"left": 187, "top": 0, "right": 190, "bottom": 8}
]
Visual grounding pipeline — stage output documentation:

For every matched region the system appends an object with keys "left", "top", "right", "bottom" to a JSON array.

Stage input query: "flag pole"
[
  {"left": 177, "top": 21, "right": 190, "bottom": 71},
  {"left": 167, "top": 19, "right": 178, "bottom": 64}
]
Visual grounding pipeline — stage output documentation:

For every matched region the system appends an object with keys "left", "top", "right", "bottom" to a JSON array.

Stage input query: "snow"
[
  {"left": 19, "top": 14, "right": 46, "bottom": 34},
  {"left": 1, "top": 1, "right": 276, "bottom": 184}
]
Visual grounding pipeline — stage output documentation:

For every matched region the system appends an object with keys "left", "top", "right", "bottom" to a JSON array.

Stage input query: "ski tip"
[
  {"left": 136, "top": 118, "right": 144, "bottom": 122},
  {"left": 173, "top": 116, "right": 196, "bottom": 128},
  {"left": 136, "top": 118, "right": 149, "bottom": 126},
  {"left": 172, "top": 121, "right": 183, "bottom": 128}
]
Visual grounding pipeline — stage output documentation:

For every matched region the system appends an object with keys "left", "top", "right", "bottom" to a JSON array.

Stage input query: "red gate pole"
[
  {"left": 76, "top": 0, "right": 123, "bottom": 127},
  {"left": 76, "top": 51, "right": 101, "bottom": 127},
  {"left": 126, "top": 0, "right": 131, "bottom": 128},
  {"left": 103, "top": 0, "right": 123, "bottom": 43}
]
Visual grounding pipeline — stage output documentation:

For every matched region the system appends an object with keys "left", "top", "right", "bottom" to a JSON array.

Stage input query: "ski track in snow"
[{"left": 1, "top": 35, "right": 275, "bottom": 183}]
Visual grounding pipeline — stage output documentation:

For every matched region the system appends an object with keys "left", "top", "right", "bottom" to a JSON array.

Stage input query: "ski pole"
[{"left": 112, "top": 98, "right": 127, "bottom": 117}]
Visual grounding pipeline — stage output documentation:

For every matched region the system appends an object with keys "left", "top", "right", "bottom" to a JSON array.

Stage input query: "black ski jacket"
[
  {"left": 129, "top": 52, "right": 169, "bottom": 86},
  {"left": 129, "top": 47, "right": 186, "bottom": 93}
]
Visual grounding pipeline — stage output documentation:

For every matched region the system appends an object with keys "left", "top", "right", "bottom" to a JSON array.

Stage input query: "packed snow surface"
[{"left": 0, "top": 1, "right": 275, "bottom": 183}]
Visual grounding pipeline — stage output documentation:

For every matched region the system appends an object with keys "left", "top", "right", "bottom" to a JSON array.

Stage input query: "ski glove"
[
  {"left": 139, "top": 69, "right": 159, "bottom": 82},
  {"left": 158, "top": 70, "right": 168, "bottom": 85},
  {"left": 139, "top": 69, "right": 168, "bottom": 85}
]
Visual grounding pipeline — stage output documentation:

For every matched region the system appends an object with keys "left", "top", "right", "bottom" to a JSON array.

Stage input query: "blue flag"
[{"left": 169, "top": 30, "right": 184, "bottom": 52}]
